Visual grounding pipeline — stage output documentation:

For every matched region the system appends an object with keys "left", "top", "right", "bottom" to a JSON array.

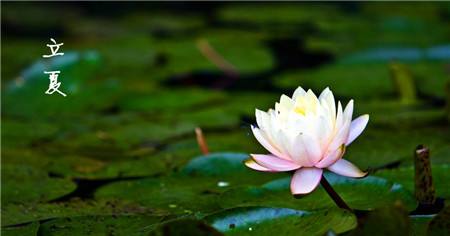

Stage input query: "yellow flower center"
[{"left": 294, "top": 97, "right": 314, "bottom": 115}]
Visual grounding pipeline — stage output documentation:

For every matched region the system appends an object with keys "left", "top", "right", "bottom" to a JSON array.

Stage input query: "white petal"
[
  {"left": 255, "top": 109, "right": 270, "bottom": 131},
  {"left": 251, "top": 126, "right": 288, "bottom": 160},
  {"left": 290, "top": 134, "right": 309, "bottom": 166},
  {"left": 276, "top": 94, "right": 294, "bottom": 113},
  {"left": 335, "top": 101, "right": 344, "bottom": 127},
  {"left": 292, "top": 86, "right": 307, "bottom": 100},
  {"left": 319, "top": 87, "right": 336, "bottom": 118},
  {"left": 275, "top": 130, "right": 295, "bottom": 161},
  {"left": 301, "top": 134, "right": 323, "bottom": 165},
  {"left": 346, "top": 114, "right": 369, "bottom": 146},
  {"left": 343, "top": 100, "right": 354, "bottom": 123}
]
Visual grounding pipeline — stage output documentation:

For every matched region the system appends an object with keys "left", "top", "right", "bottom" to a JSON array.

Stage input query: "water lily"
[{"left": 246, "top": 86, "right": 369, "bottom": 195}]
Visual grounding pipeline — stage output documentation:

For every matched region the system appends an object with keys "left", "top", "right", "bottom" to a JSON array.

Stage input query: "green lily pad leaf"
[
  {"left": 1, "top": 199, "right": 159, "bottom": 227},
  {"left": 2, "top": 148, "right": 170, "bottom": 180},
  {"left": 427, "top": 206, "right": 450, "bottom": 236},
  {"left": 411, "top": 216, "right": 434, "bottom": 236},
  {"left": 4, "top": 80, "right": 120, "bottom": 119},
  {"left": 119, "top": 88, "right": 226, "bottom": 113},
  {"left": 152, "top": 29, "right": 273, "bottom": 77},
  {"left": 2, "top": 119, "right": 59, "bottom": 148},
  {"left": 6, "top": 51, "right": 100, "bottom": 94},
  {"left": 150, "top": 218, "right": 223, "bottom": 236},
  {"left": 95, "top": 167, "right": 282, "bottom": 217},
  {"left": 274, "top": 62, "right": 448, "bottom": 99},
  {"left": 345, "top": 126, "right": 450, "bottom": 169},
  {"left": 2, "top": 164, "right": 76, "bottom": 204},
  {"left": 340, "top": 46, "right": 450, "bottom": 64},
  {"left": 181, "top": 152, "right": 287, "bottom": 180},
  {"left": 205, "top": 207, "right": 356, "bottom": 235},
  {"left": 346, "top": 203, "right": 411, "bottom": 235},
  {"left": 38, "top": 215, "right": 165, "bottom": 236},
  {"left": 374, "top": 165, "right": 450, "bottom": 199},
  {"left": 1, "top": 222, "right": 39, "bottom": 236},
  {"left": 162, "top": 107, "right": 241, "bottom": 130},
  {"left": 52, "top": 120, "right": 197, "bottom": 158},
  {"left": 45, "top": 154, "right": 168, "bottom": 179},
  {"left": 95, "top": 154, "right": 285, "bottom": 216},
  {"left": 182, "top": 153, "right": 249, "bottom": 177},
  {"left": 95, "top": 176, "right": 223, "bottom": 216},
  {"left": 220, "top": 172, "right": 416, "bottom": 211},
  {"left": 218, "top": 4, "right": 341, "bottom": 28}
]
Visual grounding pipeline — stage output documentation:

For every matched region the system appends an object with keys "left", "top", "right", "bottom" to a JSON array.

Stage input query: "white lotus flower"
[{"left": 245, "top": 86, "right": 369, "bottom": 195}]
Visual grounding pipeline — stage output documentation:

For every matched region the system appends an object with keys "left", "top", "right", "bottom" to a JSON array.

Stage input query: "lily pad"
[
  {"left": 220, "top": 172, "right": 416, "bottom": 211},
  {"left": 274, "top": 62, "right": 449, "bottom": 99},
  {"left": 1, "top": 119, "right": 59, "bottom": 148},
  {"left": 38, "top": 215, "right": 165, "bottom": 236},
  {"left": 149, "top": 218, "right": 223, "bottom": 236},
  {"left": 205, "top": 207, "right": 356, "bottom": 235},
  {"left": 427, "top": 206, "right": 450, "bottom": 236},
  {"left": 1, "top": 164, "right": 76, "bottom": 204},
  {"left": 1, "top": 222, "right": 39, "bottom": 236},
  {"left": 374, "top": 165, "right": 450, "bottom": 199},
  {"left": 95, "top": 153, "right": 286, "bottom": 215},
  {"left": 119, "top": 88, "right": 227, "bottom": 113},
  {"left": 345, "top": 126, "right": 450, "bottom": 169},
  {"left": 152, "top": 29, "right": 273, "bottom": 77},
  {"left": 1, "top": 199, "right": 159, "bottom": 227}
]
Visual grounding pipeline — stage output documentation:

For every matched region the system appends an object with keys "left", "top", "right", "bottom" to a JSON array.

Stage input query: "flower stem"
[
  {"left": 320, "top": 175, "right": 353, "bottom": 212},
  {"left": 195, "top": 127, "right": 209, "bottom": 155}
]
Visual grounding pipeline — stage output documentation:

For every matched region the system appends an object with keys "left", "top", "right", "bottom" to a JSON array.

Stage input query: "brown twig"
[
  {"left": 320, "top": 175, "right": 353, "bottom": 212},
  {"left": 196, "top": 39, "right": 239, "bottom": 77},
  {"left": 195, "top": 127, "right": 209, "bottom": 155}
]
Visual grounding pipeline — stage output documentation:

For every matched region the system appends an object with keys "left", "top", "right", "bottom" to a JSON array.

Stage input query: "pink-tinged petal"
[
  {"left": 346, "top": 114, "right": 369, "bottom": 146},
  {"left": 244, "top": 159, "right": 275, "bottom": 172},
  {"left": 315, "top": 145, "right": 346, "bottom": 168},
  {"left": 327, "top": 159, "right": 367, "bottom": 178},
  {"left": 290, "top": 167, "right": 323, "bottom": 195},
  {"left": 251, "top": 126, "right": 288, "bottom": 160},
  {"left": 251, "top": 154, "right": 301, "bottom": 171}
]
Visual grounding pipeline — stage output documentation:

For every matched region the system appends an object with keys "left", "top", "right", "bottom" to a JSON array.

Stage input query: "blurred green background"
[{"left": 2, "top": 2, "right": 450, "bottom": 235}]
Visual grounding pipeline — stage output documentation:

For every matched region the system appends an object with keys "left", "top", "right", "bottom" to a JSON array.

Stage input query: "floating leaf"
[
  {"left": 220, "top": 172, "right": 416, "bottom": 211},
  {"left": 2, "top": 164, "right": 76, "bottom": 204},
  {"left": 205, "top": 207, "right": 356, "bottom": 235},
  {"left": 38, "top": 215, "right": 164, "bottom": 236},
  {"left": 375, "top": 165, "right": 450, "bottom": 199},
  {"left": 427, "top": 206, "right": 450, "bottom": 236},
  {"left": 150, "top": 218, "right": 223, "bottom": 236},
  {"left": 346, "top": 203, "right": 411, "bottom": 235},
  {"left": 1, "top": 222, "right": 39, "bottom": 236},
  {"left": 95, "top": 153, "right": 286, "bottom": 216},
  {"left": 1, "top": 199, "right": 158, "bottom": 227}
]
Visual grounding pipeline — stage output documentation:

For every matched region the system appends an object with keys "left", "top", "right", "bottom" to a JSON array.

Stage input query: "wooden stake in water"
[{"left": 414, "top": 145, "right": 436, "bottom": 205}]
